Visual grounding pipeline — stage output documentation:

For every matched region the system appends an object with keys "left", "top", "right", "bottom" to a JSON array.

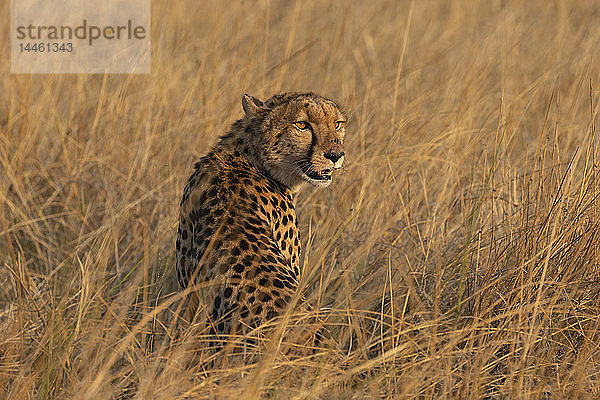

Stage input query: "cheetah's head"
[{"left": 241, "top": 92, "right": 347, "bottom": 189}]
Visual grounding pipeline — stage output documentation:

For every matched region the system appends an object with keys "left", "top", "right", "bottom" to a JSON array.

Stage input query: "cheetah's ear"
[{"left": 242, "top": 94, "right": 265, "bottom": 117}]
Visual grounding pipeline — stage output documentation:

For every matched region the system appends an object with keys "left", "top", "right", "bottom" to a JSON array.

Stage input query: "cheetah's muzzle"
[{"left": 300, "top": 163, "right": 332, "bottom": 181}]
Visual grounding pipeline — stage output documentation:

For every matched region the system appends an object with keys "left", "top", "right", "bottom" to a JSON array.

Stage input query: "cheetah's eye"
[
  {"left": 293, "top": 121, "right": 309, "bottom": 130},
  {"left": 335, "top": 121, "right": 346, "bottom": 131}
]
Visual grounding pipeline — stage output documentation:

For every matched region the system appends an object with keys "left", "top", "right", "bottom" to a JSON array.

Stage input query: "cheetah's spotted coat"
[{"left": 176, "top": 92, "right": 346, "bottom": 336}]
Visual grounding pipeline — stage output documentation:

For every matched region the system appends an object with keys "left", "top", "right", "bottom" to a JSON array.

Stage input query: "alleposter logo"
[{"left": 11, "top": 0, "right": 150, "bottom": 74}]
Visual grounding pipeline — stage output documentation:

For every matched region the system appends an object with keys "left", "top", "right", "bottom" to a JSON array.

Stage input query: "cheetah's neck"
[{"left": 212, "top": 118, "right": 294, "bottom": 193}]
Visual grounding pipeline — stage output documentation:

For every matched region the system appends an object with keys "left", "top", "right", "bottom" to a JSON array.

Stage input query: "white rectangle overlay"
[{"left": 11, "top": 0, "right": 150, "bottom": 74}]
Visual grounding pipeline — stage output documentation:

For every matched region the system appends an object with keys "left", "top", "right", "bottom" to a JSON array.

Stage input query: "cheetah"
[{"left": 176, "top": 92, "right": 346, "bottom": 340}]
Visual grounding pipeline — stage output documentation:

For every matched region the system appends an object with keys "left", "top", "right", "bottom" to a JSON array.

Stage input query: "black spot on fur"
[
  {"left": 240, "top": 305, "right": 249, "bottom": 318},
  {"left": 207, "top": 187, "right": 218, "bottom": 198},
  {"left": 240, "top": 256, "right": 252, "bottom": 267},
  {"left": 260, "top": 293, "right": 272, "bottom": 302},
  {"left": 226, "top": 256, "right": 237, "bottom": 265},
  {"left": 233, "top": 263, "right": 245, "bottom": 273}
]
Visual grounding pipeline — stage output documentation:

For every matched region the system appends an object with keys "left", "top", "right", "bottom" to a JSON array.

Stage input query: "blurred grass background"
[{"left": 2, "top": 0, "right": 600, "bottom": 398}]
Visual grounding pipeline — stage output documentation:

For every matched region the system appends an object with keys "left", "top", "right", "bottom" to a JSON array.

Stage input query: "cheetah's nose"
[{"left": 324, "top": 151, "right": 345, "bottom": 164}]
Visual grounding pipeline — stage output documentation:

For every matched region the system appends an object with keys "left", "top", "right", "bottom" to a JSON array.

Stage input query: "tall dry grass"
[{"left": 2, "top": 0, "right": 600, "bottom": 398}]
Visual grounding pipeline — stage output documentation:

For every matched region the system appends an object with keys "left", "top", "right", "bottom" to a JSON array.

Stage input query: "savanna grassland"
[{"left": 2, "top": 0, "right": 600, "bottom": 398}]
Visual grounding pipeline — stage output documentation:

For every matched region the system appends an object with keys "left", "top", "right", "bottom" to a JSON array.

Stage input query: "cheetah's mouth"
[{"left": 300, "top": 164, "right": 332, "bottom": 181}]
